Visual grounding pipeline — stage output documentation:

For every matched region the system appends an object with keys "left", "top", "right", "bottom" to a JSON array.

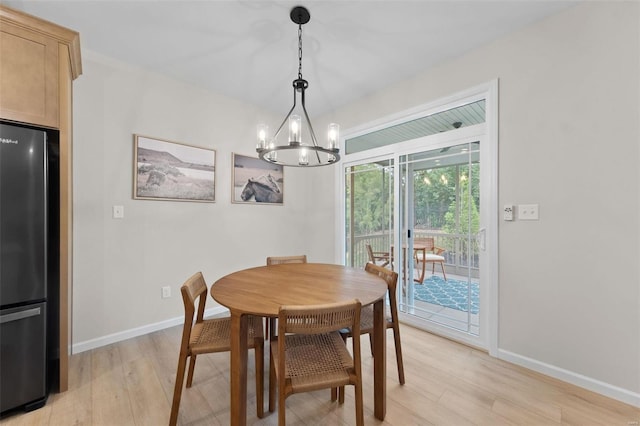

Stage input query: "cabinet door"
[{"left": 0, "top": 21, "right": 59, "bottom": 128}]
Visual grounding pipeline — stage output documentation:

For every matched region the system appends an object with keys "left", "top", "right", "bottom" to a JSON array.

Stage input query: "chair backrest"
[
  {"left": 414, "top": 237, "right": 435, "bottom": 252},
  {"left": 364, "top": 262, "right": 398, "bottom": 292},
  {"left": 278, "top": 299, "right": 362, "bottom": 336},
  {"left": 179, "top": 271, "right": 208, "bottom": 353},
  {"left": 364, "top": 262, "right": 399, "bottom": 318},
  {"left": 365, "top": 244, "right": 375, "bottom": 263},
  {"left": 266, "top": 255, "right": 307, "bottom": 265}
]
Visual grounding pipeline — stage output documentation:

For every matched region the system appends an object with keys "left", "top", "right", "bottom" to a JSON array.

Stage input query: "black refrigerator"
[{"left": 0, "top": 121, "right": 58, "bottom": 414}]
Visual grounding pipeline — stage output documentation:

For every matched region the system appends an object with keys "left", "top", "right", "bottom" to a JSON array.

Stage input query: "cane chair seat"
[
  {"left": 272, "top": 332, "right": 353, "bottom": 392},
  {"left": 189, "top": 315, "right": 263, "bottom": 354}
]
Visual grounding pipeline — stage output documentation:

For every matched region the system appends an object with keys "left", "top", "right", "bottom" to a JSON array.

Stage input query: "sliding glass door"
[
  {"left": 340, "top": 84, "right": 497, "bottom": 350},
  {"left": 342, "top": 136, "right": 487, "bottom": 346},
  {"left": 398, "top": 141, "right": 481, "bottom": 335}
]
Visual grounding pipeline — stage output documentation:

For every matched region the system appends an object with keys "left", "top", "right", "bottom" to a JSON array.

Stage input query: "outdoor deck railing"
[{"left": 348, "top": 231, "right": 479, "bottom": 278}]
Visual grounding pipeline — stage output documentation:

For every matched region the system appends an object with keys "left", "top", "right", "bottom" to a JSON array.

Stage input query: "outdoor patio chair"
[
  {"left": 366, "top": 243, "right": 392, "bottom": 268},
  {"left": 414, "top": 237, "right": 447, "bottom": 281}
]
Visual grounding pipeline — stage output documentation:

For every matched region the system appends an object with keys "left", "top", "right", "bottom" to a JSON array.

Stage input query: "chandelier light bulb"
[
  {"left": 328, "top": 123, "right": 339, "bottom": 150},
  {"left": 289, "top": 115, "right": 301, "bottom": 144},
  {"left": 299, "top": 147, "right": 309, "bottom": 165},
  {"left": 257, "top": 123, "right": 268, "bottom": 149}
]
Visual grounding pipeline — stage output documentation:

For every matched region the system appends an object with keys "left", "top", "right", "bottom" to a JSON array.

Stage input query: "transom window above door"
[{"left": 345, "top": 99, "right": 485, "bottom": 154}]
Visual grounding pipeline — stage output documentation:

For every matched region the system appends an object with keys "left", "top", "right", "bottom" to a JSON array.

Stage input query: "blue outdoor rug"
[{"left": 414, "top": 275, "right": 479, "bottom": 314}]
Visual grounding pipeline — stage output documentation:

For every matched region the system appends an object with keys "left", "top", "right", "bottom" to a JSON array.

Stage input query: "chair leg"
[
  {"left": 269, "top": 348, "right": 276, "bottom": 413},
  {"left": 278, "top": 388, "right": 286, "bottom": 426},
  {"left": 338, "top": 386, "right": 345, "bottom": 404},
  {"left": 169, "top": 352, "right": 189, "bottom": 426},
  {"left": 269, "top": 318, "right": 277, "bottom": 340},
  {"left": 416, "top": 257, "right": 426, "bottom": 283},
  {"left": 440, "top": 261, "right": 447, "bottom": 281},
  {"left": 392, "top": 325, "right": 405, "bottom": 385},
  {"left": 335, "top": 332, "right": 347, "bottom": 402},
  {"left": 255, "top": 339, "right": 264, "bottom": 418},
  {"left": 354, "top": 382, "right": 364, "bottom": 426},
  {"left": 186, "top": 354, "right": 197, "bottom": 388}
]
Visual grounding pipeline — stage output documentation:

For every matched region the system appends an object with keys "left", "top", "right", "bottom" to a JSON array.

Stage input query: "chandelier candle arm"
[{"left": 255, "top": 5, "right": 340, "bottom": 167}]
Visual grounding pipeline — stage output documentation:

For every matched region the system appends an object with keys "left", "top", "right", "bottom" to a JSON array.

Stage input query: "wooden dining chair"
[
  {"left": 340, "top": 262, "right": 405, "bottom": 385},
  {"left": 269, "top": 299, "right": 363, "bottom": 426},
  {"left": 169, "top": 272, "right": 265, "bottom": 426},
  {"left": 265, "top": 255, "right": 307, "bottom": 339},
  {"left": 414, "top": 237, "right": 447, "bottom": 281}
]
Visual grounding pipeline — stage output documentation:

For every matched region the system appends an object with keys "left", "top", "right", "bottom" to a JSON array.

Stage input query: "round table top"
[{"left": 211, "top": 263, "right": 387, "bottom": 317}]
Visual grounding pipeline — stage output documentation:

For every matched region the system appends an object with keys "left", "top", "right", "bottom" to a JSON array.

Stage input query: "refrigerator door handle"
[{"left": 0, "top": 307, "right": 41, "bottom": 324}]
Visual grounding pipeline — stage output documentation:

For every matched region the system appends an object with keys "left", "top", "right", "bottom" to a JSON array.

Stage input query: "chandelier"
[{"left": 256, "top": 6, "right": 340, "bottom": 167}]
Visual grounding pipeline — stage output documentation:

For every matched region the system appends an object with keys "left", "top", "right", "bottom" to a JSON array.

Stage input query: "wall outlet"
[
  {"left": 519, "top": 204, "right": 539, "bottom": 220},
  {"left": 161, "top": 286, "right": 171, "bottom": 298}
]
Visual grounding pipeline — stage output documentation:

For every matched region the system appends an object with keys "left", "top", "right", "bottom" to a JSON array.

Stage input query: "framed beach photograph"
[
  {"left": 133, "top": 134, "right": 216, "bottom": 202},
  {"left": 232, "top": 153, "right": 284, "bottom": 205}
]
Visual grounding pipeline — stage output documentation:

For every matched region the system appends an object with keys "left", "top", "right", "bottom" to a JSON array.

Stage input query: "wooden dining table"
[{"left": 211, "top": 262, "right": 388, "bottom": 426}]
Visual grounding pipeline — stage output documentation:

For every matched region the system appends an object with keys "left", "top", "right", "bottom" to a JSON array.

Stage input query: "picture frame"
[
  {"left": 232, "top": 153, "right": 284, "bottom": 205},
  {"left": 133, "top": 134, "right": 216, "bottom": 202}
]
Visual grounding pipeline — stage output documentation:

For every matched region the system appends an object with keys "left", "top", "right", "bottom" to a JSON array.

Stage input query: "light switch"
[
  {"left": 519, "top": 204, "right": 539, "bottom": 220},
  {"left": 113, "top": 205, "right": 124, "bottom": 219}
]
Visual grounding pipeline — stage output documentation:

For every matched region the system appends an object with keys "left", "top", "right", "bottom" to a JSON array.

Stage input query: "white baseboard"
[
  {"left": 72, "top": 306, "right": 229, "bottom": 354},
  {"left": 498, "top": 349, "right": 640, "bottom": 408}
]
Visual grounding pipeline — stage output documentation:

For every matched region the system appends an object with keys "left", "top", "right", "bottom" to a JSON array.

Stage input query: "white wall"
[
  {"left": 311, "top": 2, "right": 639, "bottom": 403},
  {"left": 71, "top": 1, "right": 639, "bottom": 405},
  {"left": 72, "top": 52, "right": 331, "bottom": 348}
]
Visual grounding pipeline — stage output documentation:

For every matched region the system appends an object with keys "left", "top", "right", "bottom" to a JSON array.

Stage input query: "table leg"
[
  {"left": 230, "top": 311, "right": 248, "bottom": 426},
  {"left": 372, "top": 299, "right": 386, "bottom": 420}
]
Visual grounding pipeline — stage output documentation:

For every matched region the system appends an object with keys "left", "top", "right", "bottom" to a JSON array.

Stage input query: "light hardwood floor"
[{"left": 2, "top": 323, "right": 639, "bottom": 425}]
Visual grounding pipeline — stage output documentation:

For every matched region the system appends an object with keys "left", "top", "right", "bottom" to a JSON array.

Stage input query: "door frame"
[{"left": 335, "top": 80, "right": 498, "bottom": 355}]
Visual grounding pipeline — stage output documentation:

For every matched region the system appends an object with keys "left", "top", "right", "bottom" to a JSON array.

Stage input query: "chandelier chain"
[{"left": 297, "top": 24, "right": 303, "bottom": 80}]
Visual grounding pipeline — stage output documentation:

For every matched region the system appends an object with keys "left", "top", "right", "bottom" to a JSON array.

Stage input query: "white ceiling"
[{"left": 4, "top": 0, "right": 578, "bottom": 116}]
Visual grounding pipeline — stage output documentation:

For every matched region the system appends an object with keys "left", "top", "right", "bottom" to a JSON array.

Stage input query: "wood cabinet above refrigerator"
[{"left": 0, "top": 5, "right": 82, "bottom": 392}]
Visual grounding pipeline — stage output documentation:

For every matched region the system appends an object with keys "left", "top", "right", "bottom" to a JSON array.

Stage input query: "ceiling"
[{"left": 4, "top": 1, "right": 578, "bottom": 116}]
